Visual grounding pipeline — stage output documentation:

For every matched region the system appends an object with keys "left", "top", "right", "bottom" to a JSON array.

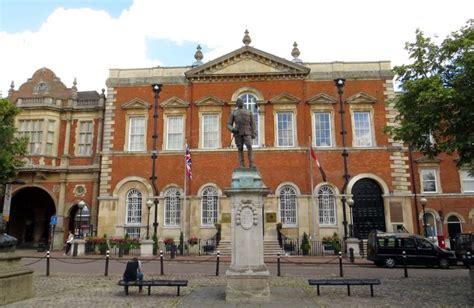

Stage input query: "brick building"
[{"left": 4, "top": 32, "right": 473, "bottom": 251}]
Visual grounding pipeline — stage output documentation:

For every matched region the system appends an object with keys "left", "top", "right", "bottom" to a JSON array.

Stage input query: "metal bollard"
[
  {"left": 349, "top": 247, "right": 355, "bottom": 263},
  {"left": 46, "top": 251, "right": 50, "bottom": 276},
  {"left": 403, "top": 250, "right": 408, "bottom": 278},
  {"left": 277, "top": 252, "right": 281, "bottom": 277},
  {"left": 339, "top": 251, "right": 343, "bottom": 277},
  {"left": 467, "top": 251, "right": 471, "bottom": 270},
  {"left": 160, "top": 250, "right": 164, "bottom": 275},
  {"left": 216, "top": 251, "right": 220, "bottom": 276},
  {"left": 104, "top": 250, "right": 110, "bottom": 276}
]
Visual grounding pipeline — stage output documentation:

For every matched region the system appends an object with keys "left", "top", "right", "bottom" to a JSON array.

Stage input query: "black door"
[{"left": 351, "top": 179, "right": 386, "bottom": 239}]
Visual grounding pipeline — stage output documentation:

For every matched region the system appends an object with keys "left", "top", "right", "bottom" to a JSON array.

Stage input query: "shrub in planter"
[
  {"left": 300, "top": 232, "right": 311, "bottom": 256},
  {"left": 188, "top": 236, "right": 198, "bottom": 246}
]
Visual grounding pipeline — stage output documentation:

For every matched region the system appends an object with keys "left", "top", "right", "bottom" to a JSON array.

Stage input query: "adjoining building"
[{"left": 4, "top": 31, "right": 473, "bottom": 252}]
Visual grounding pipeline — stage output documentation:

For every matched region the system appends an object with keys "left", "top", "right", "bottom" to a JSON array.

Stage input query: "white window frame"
[
  {"left": 125, "top": 189, "right": 142, "bottom": 226},
  {"left": 166, "top": 115, "right": 184, "bottom": 150},
  {"left": 238, "top": 93, "right": 261, "bottom": 147},
  {"left": 421, "top": 169, "right": 439, "bottom": 193},
  {"left": 313, "top": 112, "right": 332, "bottom": 147},
  {"left": 352, "top": 111, "right": 373, "bottom": 147},
  {"left": 18, "top": 119, "right": 57, "bottom": 155},
  {"left": 164, "top": 188, "right": 181, "bottom": 227},
  {"left": 317, "top": 185, "right": 336, "bottom": 225},
  {"left": 423, "top": 212, "right": 438, "bottom": 239},
  {"left": 128, "top": 116, "right": 145, "bottom": 151},
  {"left": 201, "top": 186, "right": 219, "bottom": 226},
  {"left": 279, "top": 185, "right": 297, "bottom": 226},
  {"left": 77, "top": 120, "right": 93, "bottom": 156},
  {"left": 201, "top": 114, "right": 220, "bottom": 149},
  {"left": 460, "top": 170, "right": 474, "bottom": 193},
  {"left": 276, "top": 112, "right": 295, "bottom": 147}
]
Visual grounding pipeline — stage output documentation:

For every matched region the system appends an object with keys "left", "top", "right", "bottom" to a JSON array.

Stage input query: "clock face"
[{"left": 37, "top": 82, "right": 48, "bottom": 92}]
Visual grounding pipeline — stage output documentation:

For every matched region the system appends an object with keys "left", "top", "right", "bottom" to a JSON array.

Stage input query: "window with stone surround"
[
  {"left": 421, "top": 169, "right": 438, "bottom": 193},
  {"left": 460, "top": 170, "right": 474, "bottom": 193},
  {"left": 166, "top": 115, "right": 184, "bottom": 150},
  {"left": 128, "top": 116, "right": 145, "bottom": 151},
  {"left": 77, "top": 121, "right": 93, "bottom": 155},
  {"left": 164, "top": 187, "right": 181, "bottom": 226},
  {"left": 201, "top": 186, "right": 218, "bottom": 226},
  {"left": 317, "top": 185, "right": 336, "bottom": 225},
  {"left": 314, "top": 112, "right": 332, "bottom": 147},
  {"left": 279, "top": 185, "right": 297, "bottom": 226},
  {"left": 125, "top": 189, "right": 142, "bottom": 228},
  {"left": 352, "top": 111, "right": 373, "bottom": 147},
  {"left": 201, "top": 114, "right": 219, "bottom": 149},
  {"left": 276, "top": 112, "right": 295, "bottom": 147},
  {"left": 18, "top": 119, "right": 56, "bottom": 155}
]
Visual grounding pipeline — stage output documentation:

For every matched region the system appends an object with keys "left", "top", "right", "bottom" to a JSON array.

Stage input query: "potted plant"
[
  {"left": 300, "top": 232, "right": 311, "bottom": 255},
  {"left": 164, "top": 237, "right": 175, "bottom": 251},
  {"left": 322, "top": 232, "right": 341, "bottom": 254},
  {"left": 188, "top": 236, "right": 198, "bottom": 246}
]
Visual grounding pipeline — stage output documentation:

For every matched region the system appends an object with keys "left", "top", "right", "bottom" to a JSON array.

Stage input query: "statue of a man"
[{"left": 227, "top": 98, "right": 257, "bottom": 168}]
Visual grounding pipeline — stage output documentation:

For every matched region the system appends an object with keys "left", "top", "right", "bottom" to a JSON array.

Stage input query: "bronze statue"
[{"left": 227, "top": 98, "right": 257, "bottom": 168}]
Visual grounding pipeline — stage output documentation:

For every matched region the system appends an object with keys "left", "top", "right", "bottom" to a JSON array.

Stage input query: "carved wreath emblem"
[{"left": 236, "top": 201, "right": 258, "bottom": 230}]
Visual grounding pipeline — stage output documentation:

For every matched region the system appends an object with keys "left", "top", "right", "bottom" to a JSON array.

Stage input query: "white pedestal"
[
  {"left": 346, "top": 238, "right": 361, "bottom": 256},
  {"left": 73, "top": 239, "right": 86, "bottom": 256},
  {"left": 140, "top": 239, "right": 154, "bottom": 256}
]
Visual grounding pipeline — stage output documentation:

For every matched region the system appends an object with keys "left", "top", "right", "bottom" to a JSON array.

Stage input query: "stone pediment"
[
  {"left": 270, "top": 92, "right": 301, "bottom": 104},
  {"left": 121, "top": 98, "right": 151, "bottom": 109},
  {"left": 307, "top": 93, "right": 337, "bottom": 104},
  {"left": 160, "top": 96, "right": 189, "bottom": 109},
  {"left": 347, "top": 92, "right": 377, "bottom": 104},
  {"left": 195, "top": 96, "right": 225, "bottom": 106},
  {"left": 185, "top": 46, "right": 310, "bottom": 82}
]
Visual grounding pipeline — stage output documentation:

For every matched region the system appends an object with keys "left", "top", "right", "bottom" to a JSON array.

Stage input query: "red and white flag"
[
  {"left": 185, "top": 144, "right": 192, "bottom": 180},
  {"left": 310, "top": 147, "right": 327, "bottom": 182}
]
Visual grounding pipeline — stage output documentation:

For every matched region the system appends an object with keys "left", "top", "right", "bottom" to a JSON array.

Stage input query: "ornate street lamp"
[
  {"left": 146, "top": 199, "right": 153, "bottom": 239},
  {"left": 77, "top": 200, "right": 86, "bottom": 238},
  {"left": 334, "top": 78, "right": 349, "bottom": 240},
  {"left": 151, "top": 84, "right": 162, "bottom": 239},
  {"left": 347, "top": 197, "right": 355, "bottom": 238},
  {"left": 420, "top": 197, "right": 428, "bottom": 237}
]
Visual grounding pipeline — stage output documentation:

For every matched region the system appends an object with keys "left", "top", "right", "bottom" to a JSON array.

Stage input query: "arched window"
[
  {"left": 238, "top": 93, "right": 260, "bottom": 146},
  {"left": 423, "top": 212, "right": 437, "bottom": 238},
  {"left": 125, "top": 189, "right": 142, "bottom": 238},
  {"left": 201, "top": 186, "right": 219, "bottom": 226},
  {"left": 317, "top": 185, "right": 336, "bottom": 225},
  {"left": 165, "top": 188, "right": 181, "bottom": 226},
  {"left": 279, "top": 185, "right": 297, "bottom": 225}
]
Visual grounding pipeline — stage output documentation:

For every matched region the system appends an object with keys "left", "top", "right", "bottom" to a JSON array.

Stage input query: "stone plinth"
[
  {"left": 224, "top": 167, "right": 270, "bottom": 302},
  {"left": 346, "top": 238, "right": 361, "bottom": 256},
  {"left": 0, "top": 252, "right": 34, "bottom": 305},
  {"left": 140, "top": 239, "right": 154, "bottom": 256}
]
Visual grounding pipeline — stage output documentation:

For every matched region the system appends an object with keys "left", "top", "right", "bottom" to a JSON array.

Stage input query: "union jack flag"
[{"left": 185, "top": 144, "right": 192, "bottom": 180}]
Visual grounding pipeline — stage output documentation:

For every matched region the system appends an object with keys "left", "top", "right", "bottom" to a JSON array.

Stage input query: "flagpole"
[
  {"left": 183, "top": 140, "right": 188, "bottom": 243},
  {"left": 308, "top": 136, "right": 316, "bottom": 240}
]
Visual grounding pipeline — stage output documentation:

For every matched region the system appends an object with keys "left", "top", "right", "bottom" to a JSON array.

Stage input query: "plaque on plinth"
[{"left": 224, "top": 167, "right": 270, "bottom": 302}]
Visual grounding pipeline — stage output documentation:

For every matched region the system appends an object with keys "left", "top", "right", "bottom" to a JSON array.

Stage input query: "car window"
[
  {"left": 401, "top": 237, "right": 416, "bottom": 248},
  {"left": 417, "top": 239, "right": 433, "bottom": 249}
]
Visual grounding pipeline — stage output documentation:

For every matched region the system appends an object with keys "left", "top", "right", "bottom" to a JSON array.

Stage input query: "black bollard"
[
  {"left": 403, "top": 250, "right": 408, "bottom": 278},
  {"left": 160, "top": 250, "right": 164, "bottom": 275},
  {"left": 46, "top": 251, "right": 50, "bottom": 276},
  {"left": 339, "top": 251, "right": 343, "bottom": 277},
  {"left": 216, "top": 251, "right": 220, "bottom": 276},
  {"left": 73, "top": 243, "right": 78, "bottom": 257},
  {"left": 349, "top": 247, "right": 355, "bottom": 263},
  {"left": 467, "top": 251, "right": 471, "bottom": 270},
  {"left": 104, "top": 250, "right": 110, "bottom": 276},
  {"left": 277, "top": 252, "right": 281, "bottom": 277}
]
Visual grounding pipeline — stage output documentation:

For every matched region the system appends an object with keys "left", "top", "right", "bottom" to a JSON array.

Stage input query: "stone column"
[{"left": 224, "top": 167, "right": 270, "bottom": 302}]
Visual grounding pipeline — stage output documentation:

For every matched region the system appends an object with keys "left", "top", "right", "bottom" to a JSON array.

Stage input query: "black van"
[{"left": 367, "top": 231, "right": 457, "bottom": 269}]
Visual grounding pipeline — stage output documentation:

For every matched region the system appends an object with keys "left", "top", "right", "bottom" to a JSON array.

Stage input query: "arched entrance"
[
  {"left": 351, "top": 178, "right": 386, "bottom": 239},
  {"left": 9, "top": 187, "right": 56, "bottom": 247},
  {"left": 447, "top": 215, "right": 462, "bottom": 248},
  {"left": 68, "top": 203, "right": 91, "bottom": 237}
]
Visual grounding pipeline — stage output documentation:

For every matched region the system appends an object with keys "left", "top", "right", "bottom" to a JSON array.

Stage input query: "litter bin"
[{"left": 437, "top": 235, "right": 446, "bottom": 249}]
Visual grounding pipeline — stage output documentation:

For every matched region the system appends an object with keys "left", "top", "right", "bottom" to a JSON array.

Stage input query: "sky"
[{"left": 0, "top": 0, "right": 473, "bottom": 96}]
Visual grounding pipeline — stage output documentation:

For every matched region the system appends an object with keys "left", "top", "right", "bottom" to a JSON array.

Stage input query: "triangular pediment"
[
  {"left": 270, "top": 92, "right": 301, "bottom": 104},
  {"left": 347, "top": 92, "right": 377, "bottom": 104},
  {"left": 195, "top": 96, "right": 225, "bottom": 106},
  {"left": 185, "top": 46, "right": 310, "bottom": 82},
  {"left": 121, "top": 98, "right": 151, "bottom": 109},
  {"left": 160, "top": 96, "right": 189, "bottom": 109},
  {"left": 307, "top": 93, "right": 337, "bottom": 104}
]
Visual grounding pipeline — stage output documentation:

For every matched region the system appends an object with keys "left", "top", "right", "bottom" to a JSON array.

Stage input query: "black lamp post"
[
  {"left": 347, "top": 197, "right": 355, "bottom": 238},
  {"left": 420, "top": 197, "right": 428, "bottom": 237},
  {"left": 334, "top": 78, "right": 349, "bottom": 240},
  {"left": 151, "top": 84, "right": 162, "bottom": 239},
  {"left": 77, "top": 200, "right": 86, "bottom": 238},
  {"left": 146, "top": 199, "right": 153, "bottom": 239}
]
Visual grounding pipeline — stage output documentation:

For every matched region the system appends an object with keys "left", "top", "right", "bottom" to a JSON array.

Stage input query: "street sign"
[{"left": 50, "top": 215, "right": 57, "bottom": 225}]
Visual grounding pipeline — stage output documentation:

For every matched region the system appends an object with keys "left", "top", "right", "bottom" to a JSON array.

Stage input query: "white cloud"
[{"left": 1, "top": 0, "right": 473, "bottom": 96}]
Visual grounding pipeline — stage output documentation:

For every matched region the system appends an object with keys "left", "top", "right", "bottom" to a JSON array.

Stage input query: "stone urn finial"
[
  {"left": 243, "top": 29, "right": 251, "bottom": 46},
  {"left": 291, "top": 42, "right": 302, "bottom": 64},
  {"left": 193, "top": 45, "right": 203, "bottom": 66}
]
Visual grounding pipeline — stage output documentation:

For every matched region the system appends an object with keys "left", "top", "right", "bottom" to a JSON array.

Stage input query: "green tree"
[
  {"left": 0, "top": 98, "right": 26, "bottom": 190},
  {"left": 386, "top": 20, "right": 474, "bottom": 172}
]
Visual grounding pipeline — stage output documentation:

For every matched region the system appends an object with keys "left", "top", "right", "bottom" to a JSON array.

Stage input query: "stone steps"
[{"left": 215, "top": 240, "right": 282, "bottom": 256}]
